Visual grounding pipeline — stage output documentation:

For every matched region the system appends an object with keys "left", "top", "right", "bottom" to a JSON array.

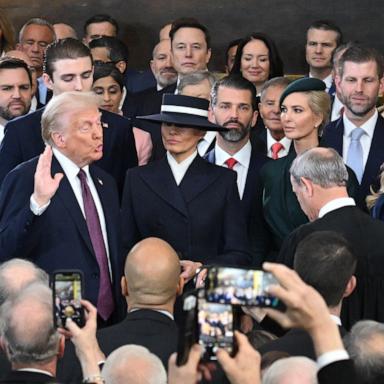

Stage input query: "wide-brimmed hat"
[
  {"left": 137, "top": 94, "right": 228, "bottom": 131},
  {"left": 279, "top": 77, "right": 326, "bottom": 106}
]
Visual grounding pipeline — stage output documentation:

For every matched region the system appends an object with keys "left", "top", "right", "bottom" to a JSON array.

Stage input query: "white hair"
[
  {"left": 102, "top": 345, "right": 167, "bottom": 384},
  {"left": 262, "top": 356, "right": 318, "bottom": 384}
]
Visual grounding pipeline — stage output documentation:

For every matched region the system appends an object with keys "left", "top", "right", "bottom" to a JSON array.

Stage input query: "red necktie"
[
  {"left": 225, "top": 158, "right": 238, "bottom": 170},
  {"left": 78, "top": 169, "right": 114, "bottom": 320},
  {"left": 271, "top": 142, "right": 284, "bottom": 160}
]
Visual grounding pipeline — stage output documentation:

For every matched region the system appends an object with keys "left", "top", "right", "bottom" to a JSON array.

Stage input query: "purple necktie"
[{"left": 78, "top": 169, "right": 114, "bottom": 320}]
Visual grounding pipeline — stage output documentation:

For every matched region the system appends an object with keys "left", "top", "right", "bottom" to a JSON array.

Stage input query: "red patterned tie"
[
  {"left": 271, "top": 142, "right": 284, "bottom": 160},
  {"left": 78, "top": 169, "right": 114, "bottom": 320},
  {"left": 225, "top": 158, "right": 238, "bottom": 170}
]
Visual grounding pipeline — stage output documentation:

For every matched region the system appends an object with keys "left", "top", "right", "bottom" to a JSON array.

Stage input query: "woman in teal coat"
[{"left": 252, "top": 77, "right": 358, "bottom": 263}]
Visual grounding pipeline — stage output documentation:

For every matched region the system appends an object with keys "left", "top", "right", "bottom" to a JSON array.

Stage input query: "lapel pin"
[
  {"left": 102, "top": 122, "right": 109, "bottom": 129},
  {"left": 98, "top": 178, "right": 103, "bottom": 185}
]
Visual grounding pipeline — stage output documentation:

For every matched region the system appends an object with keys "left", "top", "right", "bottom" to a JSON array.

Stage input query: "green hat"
[{"left": 279, "top": 77, "right": 326, "bottom": 106}]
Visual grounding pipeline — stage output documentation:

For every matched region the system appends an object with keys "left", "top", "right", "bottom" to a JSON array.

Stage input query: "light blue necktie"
[{"left": 346, "top": 127, "right": 365, "bottom": 184}]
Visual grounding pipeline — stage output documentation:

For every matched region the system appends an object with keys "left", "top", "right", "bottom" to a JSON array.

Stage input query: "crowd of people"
[{"left": 0, "top": 9, "right": 384, "bottom": 383}]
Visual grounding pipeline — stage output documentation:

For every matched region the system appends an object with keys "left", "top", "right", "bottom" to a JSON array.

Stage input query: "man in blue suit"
[
  {"left": 0, "top": 38, "right": 137, "bottom": 195},
  {"left": 321, "top": 45, "right": 384, "bottom": 210},
  {"left": 0, "top": 92, "right": 124, "bottom": 324}
]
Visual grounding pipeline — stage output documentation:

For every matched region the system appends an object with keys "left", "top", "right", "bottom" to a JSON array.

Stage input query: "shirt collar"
[
  {"left": 309, "top": 72, "right": 333, "bottom": 91},
  {"left": 167, "top": 150, "right": 197, "bottom": 171},
  {"left": 330, "top": 314, "right": 342, "bottom": 326},
  {"left": 215, "top": 140, "right": 252, "bottom": 168},
  {"left": 17, "top": 368, "right": 54, "bottom": 377},
  {"left": 52, "top": 147, "right": 90, "bottom": 179},
  {"left": 343, "top": 109, "right": 378, "bottom": 137},
  {"left": 129, "top": 308, "right": 174, "bottom": 320},
  {"left": 266, "top": 129, "right": 292, "bottom": 150},
  {"left": 318, "top": 197, "right": 356, "bottom": 218}
]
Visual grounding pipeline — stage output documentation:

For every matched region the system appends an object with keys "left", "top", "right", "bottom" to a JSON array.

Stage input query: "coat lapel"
[
  {"left": 51, "top": 157, "right": 94, "bottom": 256},
  {"left": 179, "top": 155, "right": 221, "bottom": 203},
  {"left": 140, "top": 157, "right": 189, "bottom": 217}
]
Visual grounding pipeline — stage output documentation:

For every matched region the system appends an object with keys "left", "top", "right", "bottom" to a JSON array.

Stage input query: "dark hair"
[
  {"left": 93, "top": 62, "right": 124, "bottom": 90},
  {"left": 83, "top": 14, "right": 119, "bottom": 36},
  {"left": 170, "top": 17, "right": 211, "bottom": 50},
  {"left": 89, "top": 36, "right": 129, "bottom": 62},
  {"left": 294, "top": 231, "right": 356, "bottom": 307},
  {"left": 307, "top": 20, "right": 343, "bottom": 46},
  {"left": 246, "top": 329, "right": 277, "bottom": 350},
  {"left": 0, "top": 12, "right": 15, "bottom": 52},
  {"left": 225, "top": 38, "right": 242, "bottom": 66},
  {"left": 230, "top": 33, "right": 284, "bottom": 81},
  {"left": 211, "top": 74, "right": 258, "bottom": 110},
  {"left": 338, "top": 45, "right": 384, "bottom": 79},
  {"left": 44, "top": 38, "right": 92, "bottom": 78},
  {"left": 0, "top": 57, "right": 32, "bottom": 85}
]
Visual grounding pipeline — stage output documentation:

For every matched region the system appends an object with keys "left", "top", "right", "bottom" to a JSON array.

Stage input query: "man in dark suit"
[
  {"left": 0, "top": 38, "right": 137, "bottom": 194},
  {"left": 321, "top": 45, "right": 384, "bottom": 210},
  {"left": 0, "top": 283, "right": 64, "bottom": 383},
  {"left": 257, "top": 77, "right": 292, "bottom": 158},
  {"left": 206, "top": 75, "right": 269, "bottom": 266},
  {"left": 0, "top": 92, "right": 124, "bottom": 323},
  {"left": 58, "top": 237, "right": 182, "bottom": 382},
  {"left": 278, "top": 147, "right": 384, "bottom": 328},
  {"left": 122, "top": 94, "right": 251, "bottom": 284},
  {"left": 260, "top": 231, "right": 356, "bottom": 359}
]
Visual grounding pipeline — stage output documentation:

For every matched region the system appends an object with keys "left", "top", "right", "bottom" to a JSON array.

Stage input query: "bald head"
[
  {"left": 124, "top": 238, "right": 181, "bottom": 307},
  {"left": 53, "top": 23, "right": 78, "bottom": 40}
]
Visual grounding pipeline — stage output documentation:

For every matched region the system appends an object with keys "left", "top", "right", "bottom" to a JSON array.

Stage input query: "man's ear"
[
  {"left": 300, "top": 177, "right": 314, "bottom": 197},
  {"left": 42, "top": 73, "right": 54, "bottom": 91},
  {"left": 206, "top": 48, "right": 212, "bottom": 65},
  {"left": 176, "top": 275, "right": 185, "bottom": 297},
  {"left": 208, "top": 106, "right": 216, "bottom": 124},
  {"left": 343, "top": 275, "right": 356, "bottom": 298},
  {"left": 121, "top": 275, "right": 128, "bottom": 297},
  {"left": 150, "top": 60, "right": 155, "bottom": 76},
  {"left": 115, "top": 60, "right": 126, "bottom": 74},
  {"left": 251, "top": 110, "right": 258, "bottom": 127},
  {"left": 51, "top": 131, "right": 65, "bottom": 148}
]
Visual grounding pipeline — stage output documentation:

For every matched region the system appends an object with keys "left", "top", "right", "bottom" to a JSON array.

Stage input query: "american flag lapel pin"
[
  {"left": 102, "top": 122, "right": 109, "bottom": 129},
  {"left": 98, "top": 178, "right": 103, "bottom": 186}
]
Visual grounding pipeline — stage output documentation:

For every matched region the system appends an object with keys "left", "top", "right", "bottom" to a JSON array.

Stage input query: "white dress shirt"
[
  {"left": 0, "top": 116, "right": 7, "bottom": 145},
  {"left": 342, "top": 110, "right": 378, "bottom": 169},
  {"left": 318, "top": 197, "right": 356, "bottom": 219},
  {"left": 330, "top": 94, "right": 344, "bottom": 122},
  {"left": 266, "top": 129, "right": 291, "bottom": 159},
  {"left": 167, "top": 150, "right": 197, "bottom": 185},
  {"left": 29, "top": 95, "right": 38, "bottom": 113},
  {"left": 309, "top": 72, "right": 333, "bottom": 93},
  {"left": 37, "top": 76, "right": 48, "bottom": 105},
  {"left": 215, "top": 141, "right": 251, "bottom": 199},
  {"left": 31, "top": 148, "right": 112, "bottom": 275},
  {"left": 197, "top": 131, "right": 216, "bottom": 156}
]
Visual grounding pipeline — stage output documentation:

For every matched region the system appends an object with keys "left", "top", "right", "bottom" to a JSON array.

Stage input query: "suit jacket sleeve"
[
  {"left": 317, "top": 359, "right": 357, "bottom": 384},
  {"left": 0, "top": 164, "right": 43, "bottom": 261}
]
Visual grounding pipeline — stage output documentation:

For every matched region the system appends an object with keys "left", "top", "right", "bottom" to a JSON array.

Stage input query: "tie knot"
[
  {"left": 225, "top": 157, "right": 238, "bottom": 170},
  {"left": 271, "top": 142, "right": 284, "bottom": 160},
  {"left": 78, "top": 169, "right": 87, "bottom": 182},
  {"left": 351, "top": 127, "right": 365, "bottom": 141}
]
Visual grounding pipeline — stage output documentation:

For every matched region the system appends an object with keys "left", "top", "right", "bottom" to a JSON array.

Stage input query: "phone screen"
[
  {"left": 205, "top": 267, "right": 280, "bottom": 307},
  {"left": 53, "top": 271, "right": 84, "bottom": 328},
  {"left": 198, "top": 299, "right": 234, "bottom": 360}
]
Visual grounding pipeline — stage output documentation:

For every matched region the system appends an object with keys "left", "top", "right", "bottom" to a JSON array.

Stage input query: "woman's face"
[
  {"left": 240, "top": 39, "right": 270, "bottom": 89},
  {"left": 92, "top": 75, "right": 122, "bottom": 114},
  {"left": 280, "top": 92, "right": 322, "bottom": 141}
]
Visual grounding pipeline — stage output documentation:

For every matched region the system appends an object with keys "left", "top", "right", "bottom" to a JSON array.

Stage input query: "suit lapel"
[
  {"left": 361, "top": 115, "right": 384, "bottom": 187},
  {"left": 51, "top": 157, "right": 94, "bottom": 255},
  {"left": 325, "top": 118, "right": 344, "bottom": 155},
  {"left": 179, "top": 155, "right": 221, "bottom": 203},
  {"left": 140, "top": 158, "right": 189, "bottom": 217}
]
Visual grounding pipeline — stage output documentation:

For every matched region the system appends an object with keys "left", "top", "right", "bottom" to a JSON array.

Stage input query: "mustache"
[
  {"left": 223, "top": 119, "right": 245, "bottom": 129},
  {"left": 160, "top": 67, "right": 177, "bottom": 74}
]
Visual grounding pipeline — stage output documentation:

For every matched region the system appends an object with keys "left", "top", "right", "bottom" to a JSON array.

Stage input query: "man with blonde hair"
[{"left": 0, "top": 91, "right": 123, "bottom": 324}]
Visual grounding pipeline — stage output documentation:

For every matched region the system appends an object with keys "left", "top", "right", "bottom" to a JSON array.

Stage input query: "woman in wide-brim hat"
[
  {"left": 254, "top": 77, "right": 359, "bottom": 263},
  {"left": 121, "top": 93, "right": 251, "bottom": 282}
]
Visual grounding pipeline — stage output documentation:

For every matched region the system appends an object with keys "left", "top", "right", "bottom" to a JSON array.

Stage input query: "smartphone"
[
  {"left": 52, "top": 270, "right": 85, "bottom": 328},
  {"left": 205, "top": 266, "right": 280, "bottom": 307},
  {"left": 176, "top": 290, "right": 239, "bottom": 365}
]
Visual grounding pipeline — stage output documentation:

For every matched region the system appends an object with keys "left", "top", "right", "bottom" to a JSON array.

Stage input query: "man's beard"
[
  {"left": 343, "top": 95, "right": 377, "bottom": 117},
  {"left": 0, "top": 103, "right": 29, "bottom": 121},
  {"left": 219, "top": 119, "right": 251, "bottom": 142},
  {"left": 157, "top": 68, "right": 178, "bottom": 88}
]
